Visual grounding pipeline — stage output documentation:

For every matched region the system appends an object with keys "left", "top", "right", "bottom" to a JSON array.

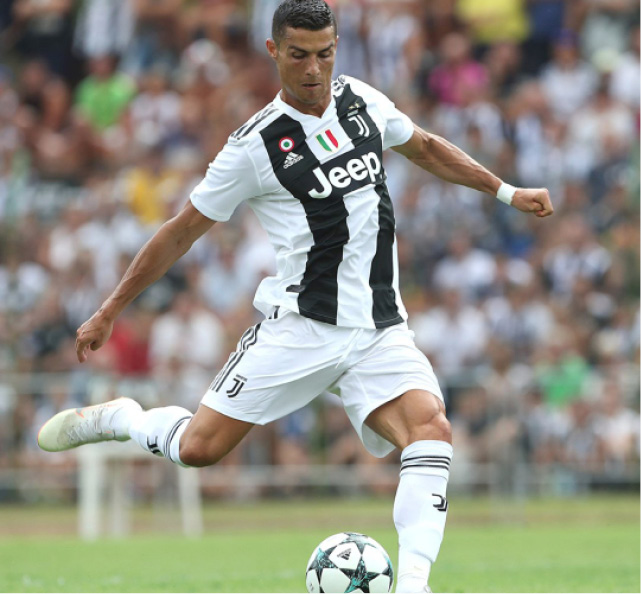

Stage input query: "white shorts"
[{"left": 201, "top": 308, "right": 443, "bottom": 457}]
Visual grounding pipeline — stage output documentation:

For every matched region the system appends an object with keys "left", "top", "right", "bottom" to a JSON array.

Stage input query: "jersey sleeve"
[
  {"left": 378, "top": 93, "right": 414, "bottom": 150},
  {"left": 190, "top": 140, "right": 262, "bottom": 222},
  {"left": 345, "top": 77, "right": 415, "bottom": 151}
]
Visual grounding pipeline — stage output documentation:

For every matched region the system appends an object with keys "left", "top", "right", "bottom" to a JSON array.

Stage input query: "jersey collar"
[{"left": 273, "top": 91, "right": 336, "bottom": 121}]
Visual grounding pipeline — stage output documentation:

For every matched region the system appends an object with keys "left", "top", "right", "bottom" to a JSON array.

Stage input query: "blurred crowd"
[{"left": 0, "top": 0, "right": 639, "bottom": 499}]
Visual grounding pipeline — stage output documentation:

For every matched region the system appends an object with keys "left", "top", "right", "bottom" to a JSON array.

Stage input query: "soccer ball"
[{"left": 305, "top": 532, "right": 394, "bottom": 593}]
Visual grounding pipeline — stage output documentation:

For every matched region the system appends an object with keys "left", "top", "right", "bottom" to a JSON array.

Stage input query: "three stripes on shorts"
[
  {"left": 211, "top": 323, "right": 261, "bottom": 392},
  {"left": 210, "top": 307, "right": 280, "bottom": 393}
]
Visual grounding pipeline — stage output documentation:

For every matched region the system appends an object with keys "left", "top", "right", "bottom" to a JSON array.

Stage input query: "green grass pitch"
[{"left": 0, "top": 495, "right": 638, "bottom": 592}]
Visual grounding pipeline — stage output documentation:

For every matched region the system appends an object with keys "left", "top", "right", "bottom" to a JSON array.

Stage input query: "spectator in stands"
[
  {"left": 411, "top": 287, "right": 489, "bottom": 384},
  {"left": 484, "top": 280, "right": 554, "bottom": 361},
  {"left": 103, "top": 305, "right": 154, "bottom": 379},
  {"left": 519, "top": 383, "right": 567, "bottom": 469},
  {"left": 6, "top": 0, "right": 74, "bottom": 79},
  {"left": 74, "top": 55, "right": 136, "bottom": 132},
  {"left": 535, "top": 329, "right": 591, "bottom": 410},
  {"left": 21, "top": 288, "right": 75, "bottom": 372},
  {"left": 594, "top": 378, "right": 640, "bottom": 474},
  {"left": 120, "top": 0, "right": 182, "bottom": 78},
  {"left": 561, "top": 399, "right": 605, "bottom": 487},
  {"left": 609, "top": 25, "right": 640, "bottom": 110},
  {"left": 196, "top": 228, "right": 257, "bottom": 316},
  {"left": 565, "top": 75, "right": 637, "bottom": 180},
  {"left": 428, "top": 32, "right": 487, "bottom": 107},
  {"left": 540, "top": 30, "right": 598, "bottom": 120},
  {"left": 73, "top": 0, "right": 134, "bottom": 61},
  {"left": 432, "top": 235, "right": 496, "bottom": 301},
  {"left": 480, "top": 339, "right": 533, "bottom": 413},
  {"left": 0, "top": 248, "right": 49, "bottom": 316},
  {"left": 543, "top": 214, "right": 612, "bottom": 297},
  {"left": 522, "top": 0, "right": 566, "bottom": 75},
  {"left": 149, "top": 290, "right": 225, "bottom": 409},
  {"left": 366, "top": 1, "right": 424, "bottom": 96},
  {"left": 578, "top": 0, "right": 639, "bottom": 62},
  {"left": 483, "top": 41, "right": 524, "bottom": 98},
  {"left": 123, "top": 145, "right": 182, "bottom": 226},
  {"left": 126, "top": 66, "right": 182, "bottom": 149},
  {"left": 456, "top": 0, "right": 529, "bottom": 48}
]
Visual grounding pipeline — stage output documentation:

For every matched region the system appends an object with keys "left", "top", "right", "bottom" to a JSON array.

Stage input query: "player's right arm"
[
  {"left": 76, "top": 201, "right": 215, "bottom": 362},
  {"left": 394, "top": 124, "right": 554, "bottom": 217}
]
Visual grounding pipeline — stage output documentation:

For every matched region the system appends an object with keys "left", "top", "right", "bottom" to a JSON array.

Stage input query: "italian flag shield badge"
[{"left": 316, "top": 129, "right": 339, "bottom": 152}]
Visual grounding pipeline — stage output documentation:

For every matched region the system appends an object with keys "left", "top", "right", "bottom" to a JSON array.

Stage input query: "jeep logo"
[{"left": 308, "top": 152, "right": 382, "bottom": 199}]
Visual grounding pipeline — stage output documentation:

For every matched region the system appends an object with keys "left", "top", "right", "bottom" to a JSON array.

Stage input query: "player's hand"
[
  {"left": 76, "top": 311, "right": 115, "bottom": 363},
  {"left": 511, "top": 188, "right": 554, "bottom": 218}
]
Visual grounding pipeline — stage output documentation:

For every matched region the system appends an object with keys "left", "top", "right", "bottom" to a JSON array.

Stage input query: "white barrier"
[{"left": 77, "top": 441, "right": 203, "bottom": 540}]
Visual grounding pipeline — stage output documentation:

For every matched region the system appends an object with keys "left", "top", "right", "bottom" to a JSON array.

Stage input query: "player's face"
[{"left": 267, "top": 26, "right": 337, "bottom": 116}]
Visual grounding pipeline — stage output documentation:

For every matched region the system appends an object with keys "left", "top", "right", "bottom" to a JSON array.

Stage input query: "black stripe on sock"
[
  {"left": 402, "top": 460, "right": 451, "bottom": 467},
  {"left": 401, "top": 463, "right": 451, "bottom": 472},
  {"left": 163, "top": 416, "right": 191, "bottom": 459},
  {"left": 402, "top": 455, "right": 452, "bottom": 463}
]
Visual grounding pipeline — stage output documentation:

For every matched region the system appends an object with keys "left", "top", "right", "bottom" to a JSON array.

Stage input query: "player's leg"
[
  {"left": 365, "top": 389, "right": 452, "bottom": 593},
  {"left": 37, "top": 394, "right": 254, "bottom": 467},
  {"left": 174, "top": 405, "right": 253, "bottom": 467},
  {"left": 334, "top": 325, "right": 451, "bottom": 593},
  {"left": 129, "top": 403, "right": 254, "bottom": 467}
]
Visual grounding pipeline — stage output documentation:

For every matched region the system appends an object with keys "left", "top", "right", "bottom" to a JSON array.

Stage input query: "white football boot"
[{"left": 37, "top": 397, "right": 142, "bottom": 452}]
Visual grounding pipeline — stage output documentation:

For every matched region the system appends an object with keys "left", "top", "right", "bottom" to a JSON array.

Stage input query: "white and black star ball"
[{"left": 305, "top": 532, "right": 393, "bottom": 593}]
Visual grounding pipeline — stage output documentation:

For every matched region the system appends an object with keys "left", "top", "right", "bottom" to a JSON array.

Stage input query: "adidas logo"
[
  {"left": 347, "top": 101, "right": 363, "bottom": 117},
  {"left": 337, "top": 549, "right": 351, "bottom": 560},
  {"left": 284, "top": 152, "right": 304, "bottom": 169}
]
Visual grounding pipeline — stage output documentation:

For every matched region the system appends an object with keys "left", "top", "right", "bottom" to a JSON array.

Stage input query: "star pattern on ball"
[
  {"left": 341, "top": 533, "right": 371, "bottom": 554},
  {"left": 309, "top": 547, "right": 340, "bottom": 584},
  {"left": 343, "top": 556, "right": 385, "bottom": 593}
]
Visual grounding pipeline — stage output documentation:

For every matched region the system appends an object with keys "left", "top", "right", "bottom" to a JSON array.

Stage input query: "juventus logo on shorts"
[{"left": 226, "top": 374, "right": 247, "bottom": 398}]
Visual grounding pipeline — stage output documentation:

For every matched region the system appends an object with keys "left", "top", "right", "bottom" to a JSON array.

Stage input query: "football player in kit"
[{"left": 38, "top": 1, "right": 553, "bottom": 591}]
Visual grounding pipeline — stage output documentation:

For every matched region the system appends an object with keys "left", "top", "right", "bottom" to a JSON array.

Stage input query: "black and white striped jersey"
[{"left": 190, "top": 75, "right": 415, "bottom": 329}]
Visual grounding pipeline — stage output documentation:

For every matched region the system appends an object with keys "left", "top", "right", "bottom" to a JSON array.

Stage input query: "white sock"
[
  {"left": 129, "top": 406, "right": 193, "bottom": 467},
  {"left": 394, "top": 440, "right": 453, "bottom": 593},
  {"left": 109, "top": 404, "right": 142, "bottom": 440}
]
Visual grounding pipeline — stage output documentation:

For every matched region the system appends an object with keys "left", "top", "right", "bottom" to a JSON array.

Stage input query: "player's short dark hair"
[{"left": 272, "top": 0, "right": 337, "bottom": 46}]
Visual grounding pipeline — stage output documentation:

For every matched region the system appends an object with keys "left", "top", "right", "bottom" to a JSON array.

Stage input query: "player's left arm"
[{"left": 393, "top": 124, "right": 554, "bottom": 218}]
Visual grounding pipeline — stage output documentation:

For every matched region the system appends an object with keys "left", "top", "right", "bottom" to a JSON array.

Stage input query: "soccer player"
[{"left": 37, "top": 1, "right": 553, "bottom": 591}]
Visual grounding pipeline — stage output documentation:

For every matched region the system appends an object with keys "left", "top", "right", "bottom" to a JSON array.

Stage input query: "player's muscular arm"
[
  {"left": 394, "top": 124, "right": 554, "bottom": 218},
  {"left": 76, "top": 201, "right": 215, "bottom": 362}
]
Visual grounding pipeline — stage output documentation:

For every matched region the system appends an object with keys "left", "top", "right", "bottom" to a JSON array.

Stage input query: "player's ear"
[{"left": 266, "top": 38, "right": 278, "bottom": 60}]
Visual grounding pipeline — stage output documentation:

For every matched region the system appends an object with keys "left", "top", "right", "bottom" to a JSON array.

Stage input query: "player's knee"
[
  {"left": 407, "top": 408, "right": 452, "bottom": 445},
  {"left": 179, "top": 435, "right": 224, "bottom": 467}
]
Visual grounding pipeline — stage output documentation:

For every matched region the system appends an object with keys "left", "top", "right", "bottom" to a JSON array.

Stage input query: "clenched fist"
[{"left": 512, "top": 188, "right": 554, "bottom": 218}]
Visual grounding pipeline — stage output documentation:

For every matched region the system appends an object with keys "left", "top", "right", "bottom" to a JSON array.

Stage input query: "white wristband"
[{"left": 496, "top": 182, "right": 517, "bottom": 205}]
